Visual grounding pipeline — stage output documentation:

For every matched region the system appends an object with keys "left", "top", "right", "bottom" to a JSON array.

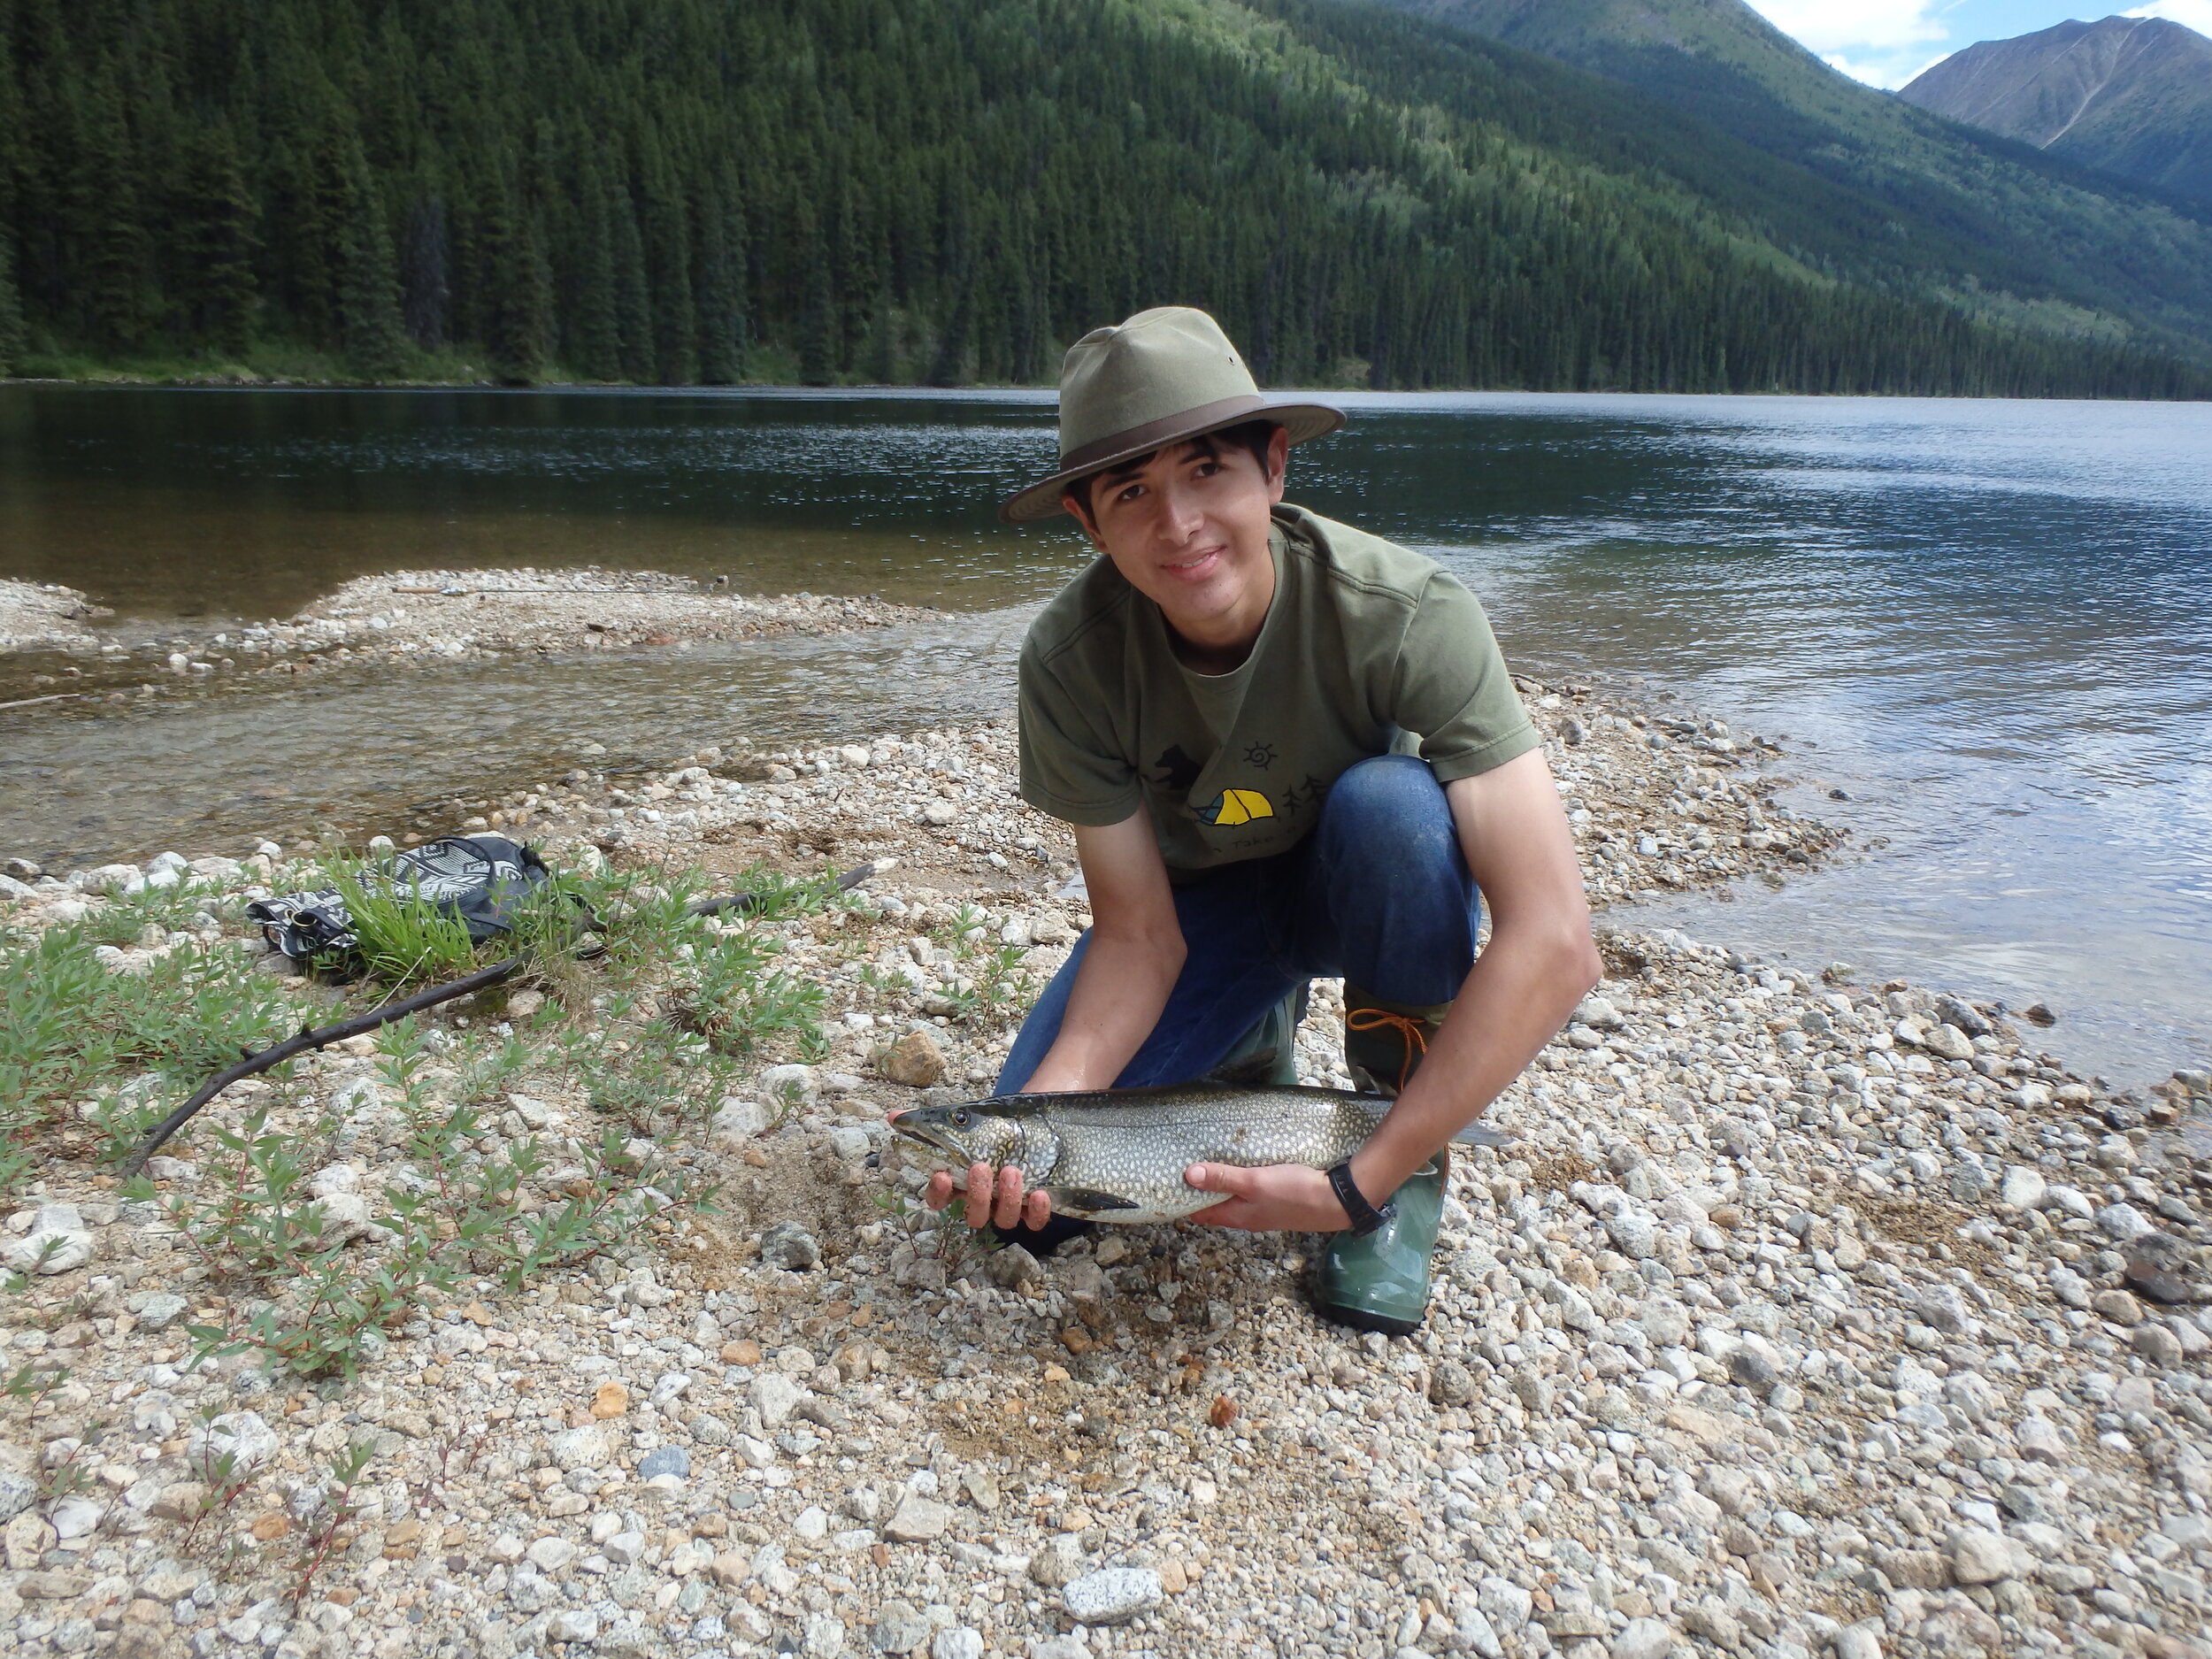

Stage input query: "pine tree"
[
  {"left": 399, "top": 191, "right": 451, "bottom": 349},
  {"left": 0, "top": 228, "right": 27, "bottom": 375},
  {"left": 694, "top": 173, "right": 747, "bottom": 385},
  {"left": 334, "top": 134, "right": 409, "bottom": 377},
  {"left": 171, "top": 124, "right": 258, "bottom": 357},
  {"left": 481, "top": 205, "right": 552, "bottom": 383}
]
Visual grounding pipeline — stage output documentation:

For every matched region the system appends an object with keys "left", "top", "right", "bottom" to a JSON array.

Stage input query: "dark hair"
[{"left": 1074, "top": 419, "right": 1281, "bottom": 518}]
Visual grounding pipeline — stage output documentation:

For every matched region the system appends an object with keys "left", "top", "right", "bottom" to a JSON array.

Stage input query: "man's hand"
[
  {"left": 925, "top": 1164, "right": 1053, "bottom": 1232},
  {"left": 1183, "top": 1163, "right": 1353, "bottom": 1232}
]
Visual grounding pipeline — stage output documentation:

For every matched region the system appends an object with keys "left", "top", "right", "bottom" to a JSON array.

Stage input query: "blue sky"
[{"left": 1744, "top": 0, "right": 2212, "bottom": 87}]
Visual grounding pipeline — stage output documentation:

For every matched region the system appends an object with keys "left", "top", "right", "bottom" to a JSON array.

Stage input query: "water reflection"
[{"left": 3, "top": 385, "right": 2208, "bottom": 1085}]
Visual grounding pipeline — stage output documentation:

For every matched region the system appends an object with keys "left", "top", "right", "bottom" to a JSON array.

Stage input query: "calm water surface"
[{"left": 3, "top": 385, "right": 2207, "bottom": 1086}]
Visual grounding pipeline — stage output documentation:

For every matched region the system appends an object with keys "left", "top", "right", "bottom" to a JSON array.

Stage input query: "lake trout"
[{"left": 887, "top": 1083, "right": 1512, "bottom": 1223}]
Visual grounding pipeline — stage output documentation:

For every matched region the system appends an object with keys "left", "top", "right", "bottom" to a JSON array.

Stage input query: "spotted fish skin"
[{"left": 887, "top": 1083, "right": 1509, "bottom": 1223}]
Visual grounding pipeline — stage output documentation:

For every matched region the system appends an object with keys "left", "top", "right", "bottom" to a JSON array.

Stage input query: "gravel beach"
[
  {"left": 0, "top": 569, "right": 927, "bottom": 707},
  {"left": 2, "top": 653, "right": 2209, "bottom": 1659}
]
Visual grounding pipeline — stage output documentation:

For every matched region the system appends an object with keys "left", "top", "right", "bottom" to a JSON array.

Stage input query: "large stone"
[
  {"left": 1610, "top": 1619, "right": 1676, "bottom": 1659},
  {"left": 546, "top": 1609, "right": 599, "bottom": 1643},
  {"left": 710, "top": 1098, "right": 765, "bottom": 1141},
  {"left": 2133, "top": 1322, "right": 2185, "bottom": 1366},
  {"left": 878, "top": 1030, "right": 947, "bottom": 1087},
  {"left": 750, "top": 1371, "right": 805, "bottom": 1427},
  {"left": 2091, "top": 1288, "right": 2146, "bottom": 1325},
  {"left": 1061, "top": 1566, "right": 1163, "bottom": 1624},
  {"left": 760, "top": 1220, "right": 822, "bottom": 1271},
  {"left": 1028, "top": 1533, "right": 1087, "bottom": 1587},
  {"left": 932, "top": 1631, "right": 984, "bottom": 1659},
  {"left": 1999, "top": 1166, "right": 2047, "bottom": 1211},
  {"left": 871, "top": 1599, "right": 933, "bottom": 1653},
  {"left": 1949, "top": 1529, "right": 2026, "bottom": 1585},
  {"left": 0, "top": 1470, "right": 35, "bottom": 1523},
  {"left": 883, "top": 1493, "right": 950, "bottom": 1543},
  {"left": 187, "top": 1411, "right": 279, "bottom": 1479},
  {"left": 4, "top": 1204, "right": 95, "bottom": 1274},
  {"left": 549, "top": 1424, "right": 613, "bottom": 1471}
]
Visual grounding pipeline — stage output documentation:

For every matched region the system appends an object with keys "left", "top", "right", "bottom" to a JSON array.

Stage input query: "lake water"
[{"left": 3, "top": 385, "right": 2208, "bottom": 1087}]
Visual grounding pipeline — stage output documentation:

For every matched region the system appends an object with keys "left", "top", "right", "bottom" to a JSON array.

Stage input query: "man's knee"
[{"left": 1320, "top": 754, "right": 1454, "bottom": 851}]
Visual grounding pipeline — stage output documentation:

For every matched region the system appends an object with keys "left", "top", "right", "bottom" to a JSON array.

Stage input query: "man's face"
[{"left": 1064, "top": 426, "right": 1290, "bottom": 641}]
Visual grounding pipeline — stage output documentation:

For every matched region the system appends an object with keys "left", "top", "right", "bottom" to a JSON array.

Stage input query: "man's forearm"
[
  {"left": 1347, "top": 919, "right": 1598, "bottom": 1200},
  {"left": 1021, "top": 927, "right": 1186, "bottom": 1091}
]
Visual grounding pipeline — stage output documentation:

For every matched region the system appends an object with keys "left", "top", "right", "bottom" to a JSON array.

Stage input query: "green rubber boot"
[
  {"left": 1313, "top": 985, "right": 1454, "bottom": 1334},
  {"left": 1311, "top": 1152, "right": 1448, "bottom": 1336}
]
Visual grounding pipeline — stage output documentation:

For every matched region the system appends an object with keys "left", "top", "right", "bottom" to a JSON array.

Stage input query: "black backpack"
[{"left": 248, "top": 835, "right": 551, "bottom": 961}]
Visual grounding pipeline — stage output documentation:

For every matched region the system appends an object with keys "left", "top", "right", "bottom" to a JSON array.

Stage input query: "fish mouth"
[{"left": 885, "top": 1110, "right": 970, "bottom": 1165}]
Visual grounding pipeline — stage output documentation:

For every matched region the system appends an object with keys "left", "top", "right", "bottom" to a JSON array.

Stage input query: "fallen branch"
[
  {"left": 0, "top": 692, "right": 84, "bottom": 711},
  {"left": 116, "top": 856, "right": 894, "bottom": 1177}
]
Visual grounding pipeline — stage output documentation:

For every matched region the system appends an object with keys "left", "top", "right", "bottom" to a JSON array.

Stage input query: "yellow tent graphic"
[{"left": 1197, "top": 787, "right": 1275, "bottom": 827}]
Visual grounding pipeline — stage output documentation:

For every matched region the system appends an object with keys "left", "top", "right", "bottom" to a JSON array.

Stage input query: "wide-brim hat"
[{"left": 999, "top": 306, "right": 1344, "bottom": 524}]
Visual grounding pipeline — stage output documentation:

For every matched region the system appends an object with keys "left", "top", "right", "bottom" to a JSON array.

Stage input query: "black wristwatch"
[{"left": 1326, "top": 1160, "right": 1397, "bottom": 1236}]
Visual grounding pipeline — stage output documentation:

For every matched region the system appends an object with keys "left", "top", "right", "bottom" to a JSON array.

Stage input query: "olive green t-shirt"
[{"left": 1018, "top": 503, "right": 1538, "bottom": 871}]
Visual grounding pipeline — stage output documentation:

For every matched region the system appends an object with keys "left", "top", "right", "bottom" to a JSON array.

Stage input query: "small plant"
[
  {"left": 315, "top": 861, "right": 483, "bottom": 985},
  {"left": 81, "top": 879, "right": 213, "bottom": 949},
  {"left": 36, "top": 1416, "right": 108, "bottom": 1500},
  {"left": 676, "top": 933, "right": 827, "bottom": 1059},
  {"left": 290, "top": 1437, "right": 376, "bottom": 1607}
]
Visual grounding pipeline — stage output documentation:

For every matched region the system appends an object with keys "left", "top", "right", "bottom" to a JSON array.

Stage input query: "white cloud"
[
  {"left": 1744, "top": 0, "right": 1952, "bottom": 87},
  {"left": 2123, "top": 1, "right": 2212, "bottom": 38}
]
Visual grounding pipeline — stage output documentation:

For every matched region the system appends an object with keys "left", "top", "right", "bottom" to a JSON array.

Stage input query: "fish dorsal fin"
[{"left": 1202, "top": 1050, "right": 1282, "bottom": 1088}]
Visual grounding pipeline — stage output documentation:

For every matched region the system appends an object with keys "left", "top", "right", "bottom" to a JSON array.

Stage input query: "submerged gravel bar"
[{"left": 1, "top": 671, "right": 2208, "bottom": 1659}]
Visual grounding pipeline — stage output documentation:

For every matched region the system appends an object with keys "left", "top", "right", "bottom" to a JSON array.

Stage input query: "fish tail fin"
[{"left": 1448, "top": 1119, "right": 1514, "bottom": 1150}]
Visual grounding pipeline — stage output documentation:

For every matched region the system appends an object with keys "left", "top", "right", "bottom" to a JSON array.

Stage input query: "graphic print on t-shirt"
[
  {"left": 1195, "top": 788, "right": 1276, "bottom": 827},
  {"left": 1153, "top": 745, "right": 1204, "bottom": 795}
]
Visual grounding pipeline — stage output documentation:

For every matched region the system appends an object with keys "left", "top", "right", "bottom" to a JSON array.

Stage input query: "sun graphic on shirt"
[{"left": 1240, "top": 741, "right": 1278, "bottom": 770}]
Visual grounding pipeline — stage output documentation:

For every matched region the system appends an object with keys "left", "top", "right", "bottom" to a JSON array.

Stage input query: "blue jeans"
[{"left": 998, "top": 755, "right": 1480, "bottom": 1093}]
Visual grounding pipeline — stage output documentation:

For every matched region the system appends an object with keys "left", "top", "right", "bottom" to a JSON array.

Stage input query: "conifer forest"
[{"left": 0, "top": 0, "right": 2206, "bottom": 396}]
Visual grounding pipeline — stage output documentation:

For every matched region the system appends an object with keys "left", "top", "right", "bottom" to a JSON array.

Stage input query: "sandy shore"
[
  {"left": 0, "top": 569, "right": 930, "bottom": 705},
  {"left": 2, "top": 674, "right": 2209, "bottom": 1659},
  {"left": 0, "top": 580, "right": 108, "bottom": 656}
]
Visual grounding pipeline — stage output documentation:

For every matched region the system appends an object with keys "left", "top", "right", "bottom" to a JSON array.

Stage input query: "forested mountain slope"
[
  {"left": 1360, "top": 0, "right": 2212, "bottom": 360},
  {"left": 0, "top": 0, "right": 2204, "bottom": 396},
  {"left": 1900, "top": 17, "right": 2212, "bottom": 208}
]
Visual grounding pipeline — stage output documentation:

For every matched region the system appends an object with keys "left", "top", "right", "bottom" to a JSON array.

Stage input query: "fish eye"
[{"left": 951, "top": 1110, "right": 970, "bottom": 1126}]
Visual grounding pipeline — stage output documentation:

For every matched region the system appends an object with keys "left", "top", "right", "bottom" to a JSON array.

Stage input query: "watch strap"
[{"left": 1326, "top": 1160, "right": 1397, "bottom": 1236}]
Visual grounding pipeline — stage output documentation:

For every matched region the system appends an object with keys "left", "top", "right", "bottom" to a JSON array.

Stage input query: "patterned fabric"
[{"left": 248, "top": 835, "right": 549, "bottom": 960}]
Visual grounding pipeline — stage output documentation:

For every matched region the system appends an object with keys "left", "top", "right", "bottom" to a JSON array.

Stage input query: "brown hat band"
[{"left": 1056, "top": 393, "right": 1269, "bottom": 474}]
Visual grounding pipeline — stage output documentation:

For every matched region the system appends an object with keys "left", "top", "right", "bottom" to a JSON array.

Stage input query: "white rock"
[
  {"left": 711, "top": 1097, "right": 765, "bottom": 1140},
  {"left": 1611, "top": 1618, "right": 1676, "bottom": 1659},
  {"left": 932, "top": 1630, "right": 985, "bottom": 1659},
  {"left": 187, "top": 1411, "right": 280, "bottom": 1479},
  {"left": 1999, "top": 1166, "right": 2047, "bottom": 1211},
  {"left": 549, "top": 1424, "right": 612, "bottom": 1471},
  {"left": 1061, "top": 1566, "right": 1163, "bottom": 1624},
  {"left": 1949, "top": 1528, "right": 2027, "bottom": 1584},
  {"left": 1835, "top": 1625, "right": 1884, "bottom": 1659},
  {"left": 3, "top": 1204, "right": 94, "bottom": 1274},
  {"left": 750, "top": 1371, "right": 804, "bottom": 1426},
  {"left": 1574, "top": 995, "right": 1624, "bottom": 1030},
  {"left": 526, "top": 1536, "right": 578, "bottom": 1572},
  {"left": 546, "top": 1609, "right": 598, "bottom": 1643},
  {"left": 2097, "top": 1202, "right": 2154, "bottom": 1242}
]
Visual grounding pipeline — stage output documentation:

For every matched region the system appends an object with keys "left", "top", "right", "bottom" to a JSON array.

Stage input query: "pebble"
[{"left": 1, "top": 693, "right": 2205, "bottom": 1659}]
